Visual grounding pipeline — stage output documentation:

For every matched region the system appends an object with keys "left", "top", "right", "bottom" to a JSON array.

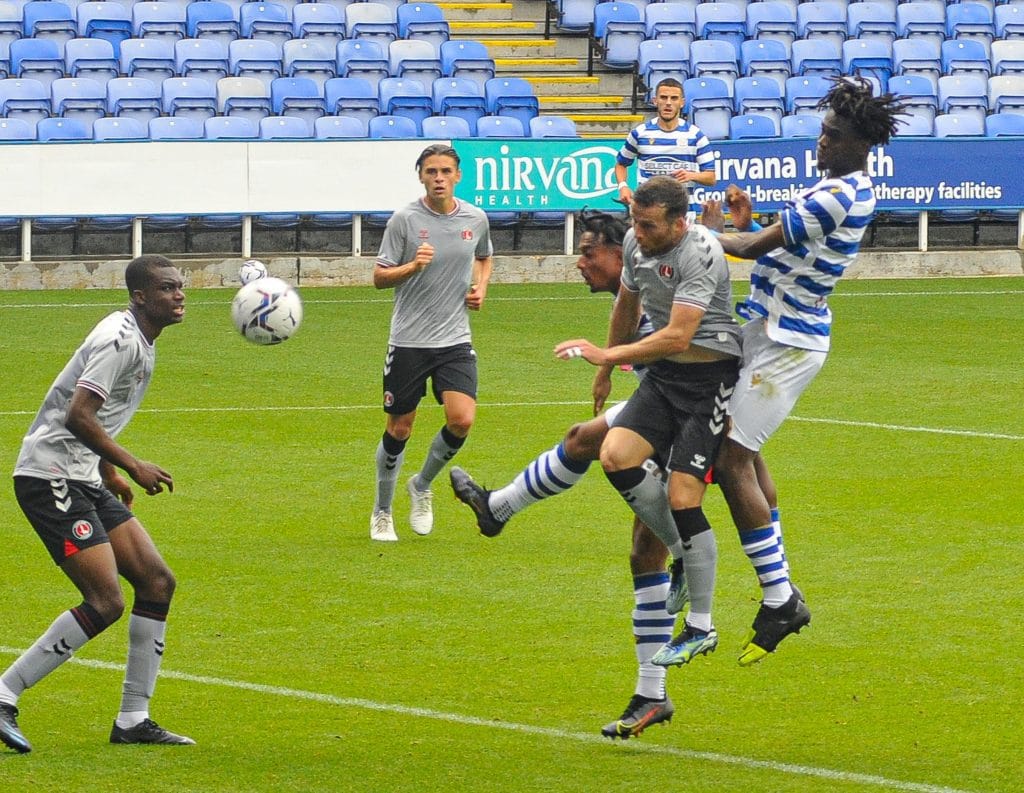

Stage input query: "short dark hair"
[
  {"left": 415, "top": 143, "right": 460, "bottom": 171},
  {"left": 655, "top": 77, "right": 683, "bottom": 94},
  {"left": 577, "top": 207, "right": 630, "bottom": 247},
  {"left": 125, "top": 254, "right": 175, "bottom": 294},
  {"left": 818, "top": 76, "right": 907, "bottom": 146},
  {"left": 632, "top": 176, "right": 690, "bottom": 220}
]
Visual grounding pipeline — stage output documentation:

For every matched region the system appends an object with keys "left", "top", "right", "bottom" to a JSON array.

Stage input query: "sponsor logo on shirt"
[{"left": 418, "top": 229, "right": 430, "bottom": 239}]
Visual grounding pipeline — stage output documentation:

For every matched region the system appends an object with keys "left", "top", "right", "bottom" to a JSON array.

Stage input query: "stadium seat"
[
  {"left": 0, "top": 77, "right": 51, "bottom": 126},
  {"left": 229, "top": 39, "right": 283, "bottom": 91},
  {"left": 746, "top": 1, "right": 797, "bottom": 47},
  {"left": 644, "top": 1, "right": 696, "bottom": 46},
  {"left": 292, "top": 2, "right": 346, "bottom": 47},
  {"left": 270, "top": 74, "right": 324, "bottom": 132},
  {"left": 887, "top": 74, "right": 938, "bottom": 124},
  {"left": 133, "top": 1, "right": 187, "bottom": 41},
  {"left": 240, "top": 2, "right": 293, "bottom": 52},
  {"left": 892, "top": 113, "right": 932, "bottom": 135},
  {"left": 933, "top": 112, "right": 984, "bottom": 137},
  {"left": 946, "top": 3, "right": 995, "bottom": 52},
  {"left": 121, "top": 38, "right": 177, "bottom": 83},
  {"left": 780, "top": 113, "right": 822, "bottom": 137},
  {"left": 9, "top": 38, "right": 64, "bottom": 90},
  {"left": 740, "top": 38, "right": 791, "bottom": 92},
  {"left": 842, "top": 38, "right": 893, "bottom": 84},
  {"left": 730, "top": 113, "right": 777, "bottom": 139},
  {"left": 106, "top": 76, "right": 162, "bottom": 123},
  {"left": 791, "top": 37, "right": 842, "bottom": 77},
  {"left": 388, "top": 38, "right": 443, "bottom": 84},
  {"left": 941, "top": 39, "right": 991, "bottom": 79},
  {"left": 985, "top": 111, "right": 1024, "bottom": 136},
  {"left": 378, "top": 76, "right": 431, "bottom": 135},
  {"left": 23, "top": 1, "right": 77, "bottom": 46},
  {"left": 93, "top": 115, "right": 147, "bottom": 139},
  {"left": 396, "top": 2, "right": 449, "bottom": 50},
  {"left": 259, "top": 114, "right": 309, "bottom": 138},
  {"left": 484, "top": 76, "right": 539, "bottom": 130},
  {"left": 995, "top": 4, "right": 1024, "bottom": 41},
  {"left": 204, "top": 114, "right": 258, "bottom": 138},
  {"left": 439, "top": 39, "right": 494, "bottom": 92},
  {"left": 689, "top": 38, "right": 740, "bottom": 91},
  {"left": 282, "top": 38, "right": 335, "bottom": 90},
  {"left": 937, "top": 74, "right": 988, "bottom": 123},
  {"left": 175, "top": 38, "right": 229, "bottom": 87},
  {"left": 149, "top": 114, "right": 203, "bottom": 138},
  {"left": 797, "top": 1, "right": 846, "bottom": 52},
  {"left": 785, "top": 74, "right": 831, "bottom": 115},
  {"left": 529, "top": 114, "right": 578, "bottom": 137},
  {"left": 51, "top": 76, "right": 106, "bottom": 126},
  {"left": 593, "top": 2, "right": 645, "bottom": 70},
  {"left": 323, "top": 76, "right": 377, "bottom": 130},
  {"left": 313, "top": 113, "right": 364, "bottom": 138},
  {"left": 186, "top": 0, "right": 239, "bottom": 50},
  {"left": 892, "top": 37, "right": 941, "bottom": 91},
  {"left": 555, "top": 0, "right": 598, "bottom": 34},
  {"left": 431, "top": 76, "right": 485, "bottom": 134},
  {"left": 992, "top": 40, "right": 1024, "bottom": 77},
  {"left": 847, "top": 2, "right": 897, "bottom": 45},
  {"left": 77, "top": 1, "right": 133, "bottom": 55},
  {"left": 367, "top": 113, "right": 418, "bottom": 138},
  {"left": 896, "top": 2, "right": 946, "bottom": 50},
  {"left": 65, "top": 37, "right": 119, "bottom": 83},
  {"left": 638, "top": 39, "right": 690, "bottom": 99},
  {"left": 162, "top": 75, "right": 217, "bottom": 121},
  {"left": 0, "top": 3, "right": 22, "bottom": 76},
  {"left": 420, "top": 113, "right": 470, "bottom": 138},
  {"left": 0, "top": 116, "right": 34, "bottom": 138},
  {"left": 216, "top": 75, "right": 272, "bottom": 124},
  {"left": 344, "top": 2, "right": 397, "bottom": 48},
  {"left": 337, "top": 38, "right": 389, "bottom": 92},
  {"left": 36, "top": 115, "right": 91, "bottom": 141},
  {"left": 476, "top": 113, "right": 524, "bottom": 137},
  {"left": 988, "top": 74, "right": 1024, "bottom": 114},
  {"left": 694, "top": 2, "right": 745, "bottom": 54},
  {"left": 682, "top": 75, "right": 732, "bottom": 139},
  {"left": 733, "top": 76, "right": 783, "bottom": 132}
]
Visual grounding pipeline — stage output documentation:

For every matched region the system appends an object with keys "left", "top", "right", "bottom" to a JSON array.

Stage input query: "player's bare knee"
[
  {"left": 92, "top": 591, "right": 126, "bottom": 625},
  {"left": 563, "top": 421, "right": 603, "bottom": 461},
  {"left": 146, "top": 566, "right": 177, "bottom": 602}
]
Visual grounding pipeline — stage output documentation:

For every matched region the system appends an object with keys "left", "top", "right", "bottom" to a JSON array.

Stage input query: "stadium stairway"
[{"left": 440, "top": 0, "right": 644, "bottom": 136}]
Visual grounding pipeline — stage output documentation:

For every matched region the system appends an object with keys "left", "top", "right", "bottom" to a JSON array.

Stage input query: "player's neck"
[
  {"left": 657, "top": 116, "right": 680, "bottom": 132},
  {"left": 129, "top": 306, "right": 160, "bottom": 343},
  {"left": 424, "top": 195, "right": 456, "bottom": 215}
]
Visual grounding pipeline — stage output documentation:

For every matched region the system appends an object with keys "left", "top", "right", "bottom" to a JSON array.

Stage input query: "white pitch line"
[
  {"left": 0, "top": 402, "right": 1018, "bottom": 441},
  {"left": 0, "top": 647, "right": 975, "bottom": 793}
]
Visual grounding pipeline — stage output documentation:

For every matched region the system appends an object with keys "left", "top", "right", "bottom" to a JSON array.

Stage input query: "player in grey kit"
[
  {"left": 554, "top": 176, "right": 741, "bottom": 667},
  {"left": 371, "top": 143, "right": 494, "bottom": 542},
  {"left": 0, "top": 255, "right": 193, "bottom": 754}
]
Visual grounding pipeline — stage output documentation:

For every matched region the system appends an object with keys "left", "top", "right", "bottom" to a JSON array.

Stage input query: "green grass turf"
[{"left": 0, "top": 277, "right": 1020, "bottom": 792}]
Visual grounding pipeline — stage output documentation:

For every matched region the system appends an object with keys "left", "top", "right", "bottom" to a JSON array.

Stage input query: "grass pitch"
[{"left": 0, "top": 276, "right": 1020, "bottom": 793}]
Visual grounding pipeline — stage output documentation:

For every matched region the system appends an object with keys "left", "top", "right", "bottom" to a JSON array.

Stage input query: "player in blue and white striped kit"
[{"left": 705, "top": 77, "right": 907, "bottom": 666}]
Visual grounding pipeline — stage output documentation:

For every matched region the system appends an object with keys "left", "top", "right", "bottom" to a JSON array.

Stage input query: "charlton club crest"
[
  {"left": 659, "top": 264, "right": 674, "bottom": 278},
  {"left": 461, "top": 230, "right": 473, "bottom": 240}
]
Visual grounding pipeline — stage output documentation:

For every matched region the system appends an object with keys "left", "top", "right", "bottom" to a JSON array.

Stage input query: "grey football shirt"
[
  {"left": 15, "top": 310, "right": 155, "bottom": 486},
  {"left": 377, "top": 197, "right": 493, "bottom": 348},
  {"left": 621, "top": 224, "right": 741, "bottom": 359}
]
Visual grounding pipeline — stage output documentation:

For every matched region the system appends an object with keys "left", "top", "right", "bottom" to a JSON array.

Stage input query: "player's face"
[
  {"left": 654, "top": 86, "right": 684, "bottom": 124},
  {"left": 630, "top": 202, "right": 686, "bottom": 258},
  {"left": 419, "top": 154, "right": 461, "bottom": 203},
  {"left": 136, "top": 267, "right": 186, "bottom": 328},
  {"left": 576, "top": 231, "right": 623, "bottom": 294},
  {"left": 816, "top": 111, "right": 868, "bottom": 177}
]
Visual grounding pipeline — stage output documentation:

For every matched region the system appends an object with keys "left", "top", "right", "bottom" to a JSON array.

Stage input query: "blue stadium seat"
[
  {"left": 892, "top": 37, "right": 941, "bottom": 91},
  {"left": 216, "top": 75, "right": 272, "bottom": 125},
  {"left": 175, "top": 37, "right": 229, "bottom": 87},
  {"left": 842, "top": 37, "right": 893, "bottom": 84},
  {"left": 367, "top": 113, "right": 418, "bottom": 138},
  {"left": 439, "top": 39, "right": 494, "bottom": 92},
  {"left": 0, "top": 116, "right": 34, "bottom": 138},
  {"left": 270, "top": 74, "right": 324, "bottom": 132},
  {"left": 37, "top": 115, "right": 91, "bottom": 140},
  {"left": 797, "top": 1, "right": 846, "bottom": 52},
  {"left": 121, "top": 37, "right": 177, "bottom": 83},
  {"left": 229, "top": 38, "right": 283, "bottom": 91},
  {"left": 791, "top": 37, "right": 842, "bottom": 77},
  {"left": 420, "top": 113, "right": 470, "bottom": 138},
  {"left": 992, "top": 40, "right": 1024, "bottom": 76},
  {"left": 730, "top": 113, "right": 777, "bottom": 139},
  {"left": 259, "top": 114, "right": 309, "bottom": 138},
  {"left": 161, "top": 75, "right": 217, "bottom": 121},
  {"left": 0, "top": 77, "right": 50, "bottom": 126},
  {"left": 484, "top": 76, "right": 538, "bottom": 130},
  {"left": 638, "top": 38, "right": 690, "bottom": 99},
  {"left": 65, "top": 37, "right": 119, "bottom": 83},
  {"left": 388, "top": 38, "right": 443, "bottom": 83},
  {"left": 204, "top": 114, "right": 258, "bottom": 138},
  {"left": 683, "top": 75, "right": 732, "bottom": 139},
  {"left": 995, "top": 4, "right": 1024, "bottom": 41},
  {"left": 644, "top": 1, "right": 696, "bottom": 45},
  {"left": 397, "top": 2, "right": 449, "bottom": 50},
  {"left": 941, "top": 39, "right": 991, "bottom": 79},
  {"left": 77, "top": 1, "right": 133, "bottom": 55},
  {"left": 946, "top": 2, "right": 995, "bottom": 52},
  {"left": 892, "top": 112, "right": 932, "bottom": 136},
  {"left": 240, "top": 2, "right": 293, "bottom": 51},
  {"left": 133, "top": 1, "right": 187, "bottom": 41},
  {"left": 313, "top": 113, "right": 364, "bottom": 138},
  {"left": 733, "top": 75, "right": 783, "bottom": 132},
  {"left": 694, "top": 2, "right": 745, "bottom": 54},
  {"left": 9, "top": 38, "right": 63, "bottom": 89},
  {"left": 323, "top": 75, "right": 377, "bottom": 130},
  {"left": 149, "top": 114, "right": 203, "bottom": 138},
  {"left": 689, "top": 38, "right": 739, "bottom": 90},
  {"left": 476, "top": 113, "right": 523, "bottom": 137},
  {"left": 292, "top": 2, "right": 345, "bottom": 47},
  {"left": 896, "top": 1, "right": 945, "bottom": 50},
  {"left": 186, "top": 0, "right": 239, "bottom": 50},
  {"left": 986, "top": 111, "right": 1024, "bottom": 136},
  {"left": 780, "top": 113, "right": 822, "bottom": 137},
  {"left": 344, "top": 1, "right": 397, "bottom": 48},
  {"left": 529, "top": 114, "right": 577, "bottom": 137},
  {"left": 555, "top": 0, "right": 598, "bottom": 34},
  {"left": 336, "top": 38, "right": 389, "bottom": 92},
  {"left": 988, "top": 74, "right": 1024, "bottom": 114},
  {"left": 51, "top": 76, "right": 106, "bottom": 125},
  {"left": 23, "top": 1, "right": 76, "bottom": 46},
  {"left": 106, "top": 76, "right": 162, "bottom": 123},
  {"left": 887, "top": 74, "right": 938, "bottom": 124},
  {"left": 93, "top": 115, "right": 147, "bottom": 139},
  {"left": 740, "top": 38, "right": 790, "bottom": 92},
  {"left": 746, "top": 1, "right": 797, "bottom": 47},
  {"left": 785, "top": 74, "right": 831, "bottom": 115},
  {"left": 847, "top": 2, "right": 897, "bottom": 45},
  {"left": 378, "top": 76, "right": 431, "bottom": 135},
  {"left": 282, "top": 38, "right": 335, "bottom": 90},
  {"left": 593, "top": 2, "right": 645, "bottom": 70},
  {"left": 432, "top": 76, "right": 485, "bottom": 134},
  {"left": 937, "top": 74, "right": 988, "bottom": 123},
  {"left": 0, "top": 3, "right": 22, "bottom": 77}
]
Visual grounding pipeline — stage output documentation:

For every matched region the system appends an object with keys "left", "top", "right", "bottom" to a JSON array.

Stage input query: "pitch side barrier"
[{"left": 0, "top": 136, "right": 1020, "bottom": 261}]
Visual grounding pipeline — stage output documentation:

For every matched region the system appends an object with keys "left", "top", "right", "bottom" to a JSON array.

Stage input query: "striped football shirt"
[{"left": 616, "top": 119, "right": 716, "bottom": 186}]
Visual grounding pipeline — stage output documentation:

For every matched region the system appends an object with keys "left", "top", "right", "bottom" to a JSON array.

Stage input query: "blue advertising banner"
[{"left": 453, "top": 137, "right": 1024, "bottom": 213}]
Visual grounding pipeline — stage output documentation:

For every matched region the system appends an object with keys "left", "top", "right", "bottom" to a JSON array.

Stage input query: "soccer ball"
[
  {"left": 231, "top": 277, "right": 303, "bottom": 345},
  {"left": 239, "top": 259, "right": 268, "bottom": 285}
]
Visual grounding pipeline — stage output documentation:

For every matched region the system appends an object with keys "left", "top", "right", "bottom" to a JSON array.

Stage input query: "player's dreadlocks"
[
  {"left": 817, "top": 76, "right": 907, "bottom": 146},
  {"left": 577, "top": 207, "right": 630, "bottom": 248}
]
